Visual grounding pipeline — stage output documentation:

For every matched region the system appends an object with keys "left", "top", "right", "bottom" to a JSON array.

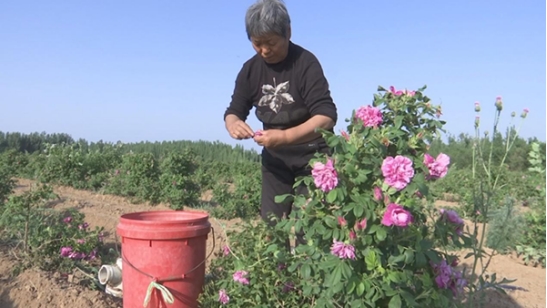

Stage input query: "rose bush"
[{"left": 200, "top": 85, "right": 505, "bottom": 307}]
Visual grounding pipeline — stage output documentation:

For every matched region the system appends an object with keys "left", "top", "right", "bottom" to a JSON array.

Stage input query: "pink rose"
[
  {"left": 311, "top": 158, "right": 339, "bottom": 192},
  {"left": 381, "top": 156, "right": 415, "bottom": 190},
  {"left": 381, "top": 203, "right": 413, "bottom": 227},
  {"left": 424, "top": 153, "right": 450, "bottom": 179},
  {"left": 355, "top": 105, "right": 383, "bottom": 127},
  {"left": 330, "top": 240, "right": 356, "bottom": 260},
  {"left": 233, "top": 270, "right": 249, "bottom": 285}
]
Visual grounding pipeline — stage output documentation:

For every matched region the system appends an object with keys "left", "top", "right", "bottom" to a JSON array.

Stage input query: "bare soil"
[{"left": 0, "top": 179, "right": 544, "bottom": 307}]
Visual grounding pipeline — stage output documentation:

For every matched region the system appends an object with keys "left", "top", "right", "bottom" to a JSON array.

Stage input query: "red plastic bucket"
[{"left": 117, "top": 210, "right": 212, "bottom": 308}]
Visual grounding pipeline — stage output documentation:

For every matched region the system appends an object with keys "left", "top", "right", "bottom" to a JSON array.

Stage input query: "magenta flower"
[
  {"left": 233, "top": 270, "right": 250, "bottom": 285},
  {"left": 86, "top": 249, "right": 98, "bottom": 260},
  {"left": 222, "top": 245, "right": 230, "bottom": 256},
  {"left": 330, "top": 240, "right": 356, "bottom": 260},
  {"left": 63, "top": 216, "right": 72, "bottom": 224},
  {"left": 388, "top": 86, "right": 404, "bottom": 96},
  {"left": 440, "top": 209, "right": 464, "bottom": 235},
  {"left": 424, "top": 153, "right": 450, "bottom": 179},
  {"left": 355, "top": 218, "right": 367, "bottom": 231},
  {"left": 218, "top": 289, "right": 229, "bottom": 305},
  {"left": 373, "top": 186, "right": 383, "bottom": 201},
  {"left": 311, "top": 158, "right": 338, "bottom": 192},
  {"left": 78, "top": 222, "right": 89, "bottom": 230},
  {"left": 381, "top": 203, "right": 413, "bottom": 227},
  {"left": 355, "top": 105, "right": 383, "bottom": 127},
  {"left": 76, "top": 239, "right": 86, "bottom": 244},
  {"left": 60, "top": 247, "right": 73, "bottom": 257},
  {"left": 381, "top": 155, "right": 414, "bottom": 190},
  {"left": 431, "top": 260, "right": 467, "bottom": 297},
  {"left": 337, "top": 216, "right": 347, "bottom": 227},
  {"left": 254, "top": 130, "right": 263, "bottom": 137}
]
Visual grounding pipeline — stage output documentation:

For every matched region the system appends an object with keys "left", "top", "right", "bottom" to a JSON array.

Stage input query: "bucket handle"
[{"left": 121, "top": 227, "right": 216, "bottom": 307}]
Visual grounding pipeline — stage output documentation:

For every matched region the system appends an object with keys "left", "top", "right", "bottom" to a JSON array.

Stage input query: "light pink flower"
[
  {"left": 355, "top": 105, "right": 383, "bottom": 127},
  {"left": 381, "top": 156, "right": 415, "bottom": 190},
  {"left": 218, "top": 289, "right": 229, "bottom": 305},
  {"left": 373, "top": 186, "right": 383, "bottom": 201},
  {"left": 521, "top": 108, "right": 529, "bottom": 118},
  {"left": 355, "top": 218, "right": 367, "bottom": 231},
  {"left": 254, "top": 130, "right": 263, "bottom": 137},
  {"left": 311, "top": 158, "right": 338, "bottom": 192},
  {"left": 424, "top": 153, "right": 450, "bottom": 179},
  {"left": 337, "top": 216, "right": 347, "bottom": 227},
  {"left": 233, "top": 270, "right": 249, "bottom": 285},
  {"left": 340, "top": 130, "right": 350, "bottom": 141},
  {"left": 63, "top": 216, "right": 72, "bottom": 224},
  {"left": 404, "top": 89, "right": 416, "bottom": 96},
  {"left": 381, "top": 203, "right": 413, "bottom": 227},
  {"left": 330, "top": 240, "right": 356, "bottom": 260},
  {"left": 474, "top": 101, "right": 480, "bottom": 112}
]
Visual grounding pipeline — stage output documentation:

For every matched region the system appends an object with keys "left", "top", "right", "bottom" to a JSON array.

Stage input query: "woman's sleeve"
[{"left": 224, "top": 64, "right": 253, "bottom": 122}]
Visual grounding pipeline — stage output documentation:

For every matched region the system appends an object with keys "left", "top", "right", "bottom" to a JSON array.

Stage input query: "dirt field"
[{"left": 0, "top": 179, "right": 544, "bottom": 307}]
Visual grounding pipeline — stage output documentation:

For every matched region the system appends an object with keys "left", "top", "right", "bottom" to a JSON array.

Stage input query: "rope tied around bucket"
[
  {"left": 121, "top": 227, "right": 216, "bottom": 307},
  {"left": 143, "top": 281, "right": 175, "bottom": 307}
]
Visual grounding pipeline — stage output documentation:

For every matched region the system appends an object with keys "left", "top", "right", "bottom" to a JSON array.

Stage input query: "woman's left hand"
[{"left": 253, "top": 129, "right": 288, "bottom": 148}]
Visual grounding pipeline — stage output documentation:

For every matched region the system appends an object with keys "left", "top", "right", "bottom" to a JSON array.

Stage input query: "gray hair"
[{"left": 245, "top": 0, "right": 291, "bottom": 39}]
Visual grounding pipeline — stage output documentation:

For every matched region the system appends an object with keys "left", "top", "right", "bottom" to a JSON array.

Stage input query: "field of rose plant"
[{"left": 0, "top": 85, "right": 544, "bottom": 307}]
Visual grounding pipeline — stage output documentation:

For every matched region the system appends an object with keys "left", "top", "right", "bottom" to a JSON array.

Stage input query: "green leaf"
[
  {"left": 388, "top": 294, "right": 402, "bottom": 308},
  {"left": 274, "top": 194, "right": 293, "bottom": 203},
  {"left": 353, "top": 203, "right": 364, "bottom": 217},
  {"left": 326, "top": 189, "right": 338, "bottom": 203},
  {"left": 356, "top": 282, "right": 365, "bottom": 296},
  {"left": 365, "top": 250, "right": 378, "bottom": 269},
  {"left": 375, "top": 227, "right": 387, "bottom": 242},
  {"left": 394, "top": 116, "right": 403, "bottom": 129}
]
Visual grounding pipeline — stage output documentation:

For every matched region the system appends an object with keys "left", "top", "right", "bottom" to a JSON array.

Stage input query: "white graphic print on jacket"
[{"left": 258, "top": 78, "right": 295, "bottom": 113}]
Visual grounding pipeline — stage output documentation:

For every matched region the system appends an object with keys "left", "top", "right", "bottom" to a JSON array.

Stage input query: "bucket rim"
[{"left": 119, "top": 210, "right": 210, "bottom": 226}]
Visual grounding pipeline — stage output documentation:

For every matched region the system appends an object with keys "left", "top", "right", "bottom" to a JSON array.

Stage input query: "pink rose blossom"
[
  {"left": 381, "top": 156, "right": 415, "bottom": 190},
  {"left": 218, "top": 289, "right": 229, "bottom": 305},
  {"left": 424, "top": 153, "right": 450, "bottom": 179},
  {"left": 440, "top": 209, "right": 464, "bottom": 235},
  {"left": 337, "top": 216, "right": 347, "bottom": 227},
  {"left": 311, "top": 158, "right": 339, "bottom": 192},
  {"left": 355, "top": 105, "right": 383, "bottom": 127},
  {"left": 233, "top": 270, "right": 249, "bottom": 285},
  {"left": 355, "top": 218, "right": 367, "bottom": 231},
  {"left": 381, "top": 203, "right": 413, "bottom": 227},
  {"left": 431, "top": 260, "right": 467, "bottom": 297},
  {"left": 340, "top": 130, "right": 350, "bottom": 141},
  {"left": 254, "top": 130, "right": 263, "bottom": 137},
  {"left": 222, "top": 245, "right": 230, "bottom": 256},
  {"left": 373, "top": 186, "right": 383, "bottom": 201},
  {"left": 388, "top": 86, "right": 404, "bottom": 96},
  {"left": 63, "top": 216, "right": 72, "bottom": 224},
  {"left": 330, "top": 240, "right": 356, "bottom": 260},
  {"left": 60, "top": 247, "right": 72, "bottom": 257}
]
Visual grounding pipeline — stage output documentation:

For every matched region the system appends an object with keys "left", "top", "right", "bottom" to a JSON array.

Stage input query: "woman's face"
[{"left": 251, "top": 28, "right": 291, "bottom": 64}]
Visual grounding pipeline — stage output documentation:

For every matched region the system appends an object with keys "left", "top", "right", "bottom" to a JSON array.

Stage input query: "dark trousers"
[{"left": 260, "top": 138, "right": 330, "bottom": 249}]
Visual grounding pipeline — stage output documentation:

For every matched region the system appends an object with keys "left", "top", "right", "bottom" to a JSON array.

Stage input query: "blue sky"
[{"left": 1, "top": 0, "right": 545, "bottom": 152}]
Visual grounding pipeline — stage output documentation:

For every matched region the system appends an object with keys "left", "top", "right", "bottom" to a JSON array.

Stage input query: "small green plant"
[{"left": 0, "top": 183, "right": 104, "bottom": 273}]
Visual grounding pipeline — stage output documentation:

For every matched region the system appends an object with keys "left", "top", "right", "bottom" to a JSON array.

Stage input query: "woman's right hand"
[{"left": 225, "top": 115, "right": 254, "bottom": 140}]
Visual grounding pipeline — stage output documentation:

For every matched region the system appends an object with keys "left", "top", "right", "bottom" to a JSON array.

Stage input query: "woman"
[{"left": 223, "top": 0, "right": 338, "bottom": 247}]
